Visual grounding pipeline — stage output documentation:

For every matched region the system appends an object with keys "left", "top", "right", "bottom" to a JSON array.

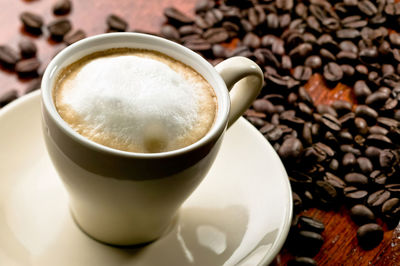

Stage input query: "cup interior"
[{"left": 42, "top": 33, "right": 230, "bottom": 157}]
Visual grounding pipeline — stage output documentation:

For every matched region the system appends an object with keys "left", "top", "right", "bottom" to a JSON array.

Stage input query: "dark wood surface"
[{"left": 0, "top": 0, "right": 398, "bottom": 265}]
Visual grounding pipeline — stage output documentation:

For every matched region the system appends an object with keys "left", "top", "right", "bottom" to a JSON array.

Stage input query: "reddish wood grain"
[{"left": 0, "top": 0, "right": 397, "bottom": 265}]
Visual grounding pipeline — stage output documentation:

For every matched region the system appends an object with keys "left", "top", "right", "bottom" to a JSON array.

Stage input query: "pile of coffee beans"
[{"left": 160, "top": 0, "right": 400, "bottom": 259}]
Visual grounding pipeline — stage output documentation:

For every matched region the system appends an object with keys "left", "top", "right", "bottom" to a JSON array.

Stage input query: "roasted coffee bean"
[
  {"left": 323, "top": 62, "right": 343, "bottom": 82},
  {"left": 367, "top": 190, "right": 391, "bottom": 208},
  {"left": 358, "top": 1, "right": 378, "bottom": 16},
  {"left": 337, "top": 52, "right": 357, "bottom": 67},
  {"left": 266, "top": 13, "right": 280, "bottom": 29},
  {"left": 379, "top": 149, "right": 397, "bottom": 168},
  {"left": 355, "top": 105, "right": 378, "bottom": 124},
  {"left": 164, "top": 7, "right": 193, "bottom": 25},
  {"left": 354, "top": 134, "right": 366, "bottom": 147},
  {"left": 341, "top": 144, "right": 362, "bottom": 156},
  {"left": 203, "top": 28, "right": 229, "bottom": 43},
  {"left": 336, "top": 29, "right": 360, "bottom": 39},
  {"left": 345, "top": 173, "right": 369, "bottom": 187},
  {"left": 271, "top": 38, "right": 285, "bottom": 55},
  {"left": 179, "top": 25, "right": 202, "bottom": 36},
  {"left": 48, "top": 19, "right": 72, "bottom": 38},
  {"left": 329, "top": 159, "right": 340, "bottom": 172},
  {"left": 341, "top": 64, "right": 355, "bottom": 77},
  {"left": 338, "top": 130, "right": 354, "bottom": 143},
  {"left": 315, "top": 180, "right": 338, "bottom": 206},
  {"left": 0, "top": 45, "right": 20, "bottom": 67},
  {"left": 247, "top": 116, "right": 266, "bottom": 128},
  {"left": 382, "top": 198, "right": 400, "bottom": 214},
  {"left": 354, "top": 117, "right": 368, "bottom": 134},
  {"left": 377, "top": 117, "right": 399, "bottom": 129},
  {"left": 350, "top": 204, "right": 376, "bottom": 225},
  {"left": 366, "top": 134, "right": 393, "bottom": 149},
  {"left": 342, "top": 15, "right": 362, "bottom": 24},
  {"left": 365, "top": 146, "right": 382, "bottom": 159},
  {"left": 357, "top": 157, "right": 373, "bottom": 174},
  {"left": 15, "top": 58, "right": 40, "bottom": 76},
  {"left": 20, "top": 12, "right": 43, "bottom": 33},
  {"left": 317, "top": 34, "right": 335, "bottom": 47},
  {"left": 339, "top": 40, "right": 358, "bottom": 53},
  {"left": 106, "top": 14, "right": 128, "bottom": 32},
  {"left": 344, "top": 19, "right": 368, "bottom": 29},
  {"left": 243, "top": 32, "right": 260, "bottom": 49},
  {"left": 386, "top": 184, "right": 400, "bottom": 196},
  {"left": 306, "top": 16, "right": 321, "bottom": 33},
  {"left": 293, "top": 192, "right": 303, "bottom": 213},
  {"left": 183, "top": 38, "right": 211, "bottom": 51},
  {"left": 319, "top": 48, "right": 336, "bottom": 61},
  {"left": 369, "top": 126, "right": 388, "bottom": 136},
  {"left": 290, "top": 172, "right": 313, "bottom": 191},
  {"left": 253, "top": 99, "right": 274, "bottom": 114},
  {"left": 195, "top": 16, "right": 211, "bottom": 29},
  {"left": 332, "top": 100, "right": 352, "bottom": 115},
  {"left": 18, "top": 39, "right": 37, "bottom": 58},
  {"left": 366, "top": 91, "right": 390, "bottom": 107},
  {"left": 355, "top": 64, "right": 369, "bottom": 78},
  {"left": 298, "top": 216, "right": 325, "bottom": 234},
  {"left": 357, "top": 223, "right": 383, "bottom": 250},
  {"left": 64, "top": 29, "right": 86, "bottom": 45},
  {"left": 315, "top": 142, "right": 335, "bottom": 158},
  {"left": 53, "top": 0, "right": 72, "bottom": 15},
  {"left": 293, "top": 66, "right": 312, "bottom": 81},
  {"left": 345, "top": 187, "right": 368, "bottom": 205},
  {"left": 276, "top": 0, "right": 294, "bottom": 11},
  {"left": 264, "top": 94, "right": 285, "bottom": 105},
  {"left": 194, "top": 0, "right": 213, "bottom": 13},
  {"left": 289, "top": 43, "right": 313, "bottom": 60},
  {"left": 324, "top": 172, "right": 346, "bottom": 190},
  {"left": 0, "top": 89, "right": 18, "bottom": 106},
  {"left": 339, "top": 112, "right": 355, "bottom": 128},
  {"left": 161, "top": 25, "right": 180, "bottom": 41},
  {"left": 248, "top": 6, "right": 265, "bottom": 27},
  {"left": 370, "top": 170, "right": 387, "bottom": 186},
  {"left": 295, "top": 2, "right": 308, "bottom": 18},
  {"left": 265, "top": 125, "right": 283, "bottom": 141},
  {"left": 321, "top": 113, "right": 341, "bottom": 132},
  {"left": 360, "top": 47, "right": 379, "bottom": 63},
  {"left": 279, "top": 14, "right": 292, "bottom": 29},
  {"left": 304, "top": 55, "right": 322, "bottom": 69},
  {"left": 205, "top": 8, "right": 224, "bottom": 26},
  {"left": 292, "top": 230, "right": 324, "bottom": 256},
  {"left": 317, "top": 104, "right": 338, "bottom": 117},
  {"left": 288, "top": 257, "right": 317, "bottom": 266},
  {"left": 343, "top": 152, "right": 357, "bottom": 168},
  {"left": 303, "top": 32, "right": 317, "bottom": 44},
  {"left": 382, "top": 64, "right": 395, "bottom": 77}
]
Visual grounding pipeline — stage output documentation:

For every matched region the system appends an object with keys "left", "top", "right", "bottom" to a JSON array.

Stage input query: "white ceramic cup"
[{"left": 41, "top": 33, "right": 263, "bottom": 246}]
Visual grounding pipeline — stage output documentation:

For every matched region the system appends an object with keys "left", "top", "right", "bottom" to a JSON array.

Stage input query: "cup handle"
[{"left": 215, "top": 56, "right": 264, "bottom": 128}]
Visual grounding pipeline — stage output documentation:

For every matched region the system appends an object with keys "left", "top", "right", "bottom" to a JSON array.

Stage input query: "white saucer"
[{"left": 0, "top": 91, "right": 292, "bottom": 266}]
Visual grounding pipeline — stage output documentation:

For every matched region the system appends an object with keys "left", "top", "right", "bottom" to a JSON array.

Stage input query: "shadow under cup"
[{"left": 41, "top": 33, "right": 231, "bottom": 245}]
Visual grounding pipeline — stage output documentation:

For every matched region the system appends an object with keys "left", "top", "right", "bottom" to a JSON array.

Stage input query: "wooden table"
[{"left": 0, "top": 0, "right": 397, "bottom": 265}]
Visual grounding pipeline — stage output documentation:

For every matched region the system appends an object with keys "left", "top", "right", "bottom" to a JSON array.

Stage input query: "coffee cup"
[{"left": 41, "top": 32, "right": 263, "bottom": 245}]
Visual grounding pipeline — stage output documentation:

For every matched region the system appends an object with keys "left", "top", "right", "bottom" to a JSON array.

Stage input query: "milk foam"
[{"left": 55, "top": 49, "right": 217, "bottom": 153}]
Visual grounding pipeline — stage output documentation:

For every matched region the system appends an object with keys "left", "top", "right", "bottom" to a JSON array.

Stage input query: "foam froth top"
[{"left": 55, "top": 49, "right": 217, "bottom": 153}]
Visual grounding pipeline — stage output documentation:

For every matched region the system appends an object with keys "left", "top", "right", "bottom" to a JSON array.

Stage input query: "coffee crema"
[{"left": 54, "top": 48, "right": 217, "bottom": 153}]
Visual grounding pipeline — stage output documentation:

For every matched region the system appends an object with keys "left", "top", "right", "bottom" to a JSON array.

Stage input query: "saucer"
[{"left": 0, "top": 91, "right": 292, "bottom": 266}]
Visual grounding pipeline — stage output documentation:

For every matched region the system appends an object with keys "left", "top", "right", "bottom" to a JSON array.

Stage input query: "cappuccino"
[{"left": 54, "top": 48, "right": 217, "bottom": 153}]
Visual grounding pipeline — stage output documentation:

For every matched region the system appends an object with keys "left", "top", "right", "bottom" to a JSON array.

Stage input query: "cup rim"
[{"left": 41, "top": 32, "right": 230, "bottom": 159}]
